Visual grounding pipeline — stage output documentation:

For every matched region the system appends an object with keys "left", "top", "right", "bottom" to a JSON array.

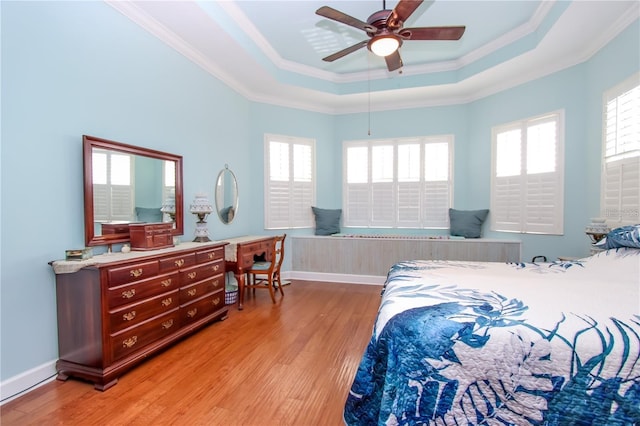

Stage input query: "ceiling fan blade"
[
  {"left": 388, "top": 0, "right": 424, "bottom": 29},
  {"left": 322, "top": 40, "right": 368, "bottom": 62},
  {"left": 385, "top": 50, "right": 403, "bottom": 71},
  {"left": 316, "top": 6, "right": 376, "bottom": 33},
  {"left": 399, "top": 26, "right": 466, "bottom": 40}
]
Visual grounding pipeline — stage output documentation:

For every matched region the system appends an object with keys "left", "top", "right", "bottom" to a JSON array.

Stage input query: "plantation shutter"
[
  {"left": 343, "top": 136, "right": 453, "bottom": 228},
  {"left": 603, "top": 158, "right": 640, "bottom": 223},
  {"left": 92, "top": 150, "right": 134, "bottom": 222},
  {"left": 492, "top": 175, "right": 524, "bottom": 232},
  {"left": 264, "top": 135, "right": 315, "bottom": 229},
  {"left": 423, "top": 141, "right": 451, "bottom": 228},
  {"left": 491, "top": 112, "right": 564, "bottom": 234},
  {"left": 344, "top": 144, "right": 369, "bottom": 226},
  {"left": 602, "top": 76, "right": 640, "bottom": 225},
  {"left": 370, "top": 144, "right": 395, "bottom": 226}
]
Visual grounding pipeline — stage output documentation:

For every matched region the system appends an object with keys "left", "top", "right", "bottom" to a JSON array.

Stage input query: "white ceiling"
[{"left": 107, "top": 0, "right": 639, "bottom": 114}]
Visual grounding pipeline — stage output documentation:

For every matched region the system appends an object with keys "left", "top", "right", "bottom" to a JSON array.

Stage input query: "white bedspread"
[{"left": 345, "top": 248, "right": 640, "bottom": 425}]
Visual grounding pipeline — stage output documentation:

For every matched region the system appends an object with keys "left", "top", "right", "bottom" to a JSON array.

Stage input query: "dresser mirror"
[
  {"left": 83, "top": 135, "right": 184, "bottom": 247},
  {"left": 214, "top": 165, "right": 238, "bottom": 224}
]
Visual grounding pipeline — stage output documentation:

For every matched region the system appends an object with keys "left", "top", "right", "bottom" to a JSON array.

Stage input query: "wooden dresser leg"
[{"left": 94, "top": 378, "right": 118, "bottom": 391}]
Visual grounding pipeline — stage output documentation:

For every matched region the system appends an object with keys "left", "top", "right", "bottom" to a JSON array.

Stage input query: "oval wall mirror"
[{"left": 215, "top": 165, "right": 238, "bottom": 224}]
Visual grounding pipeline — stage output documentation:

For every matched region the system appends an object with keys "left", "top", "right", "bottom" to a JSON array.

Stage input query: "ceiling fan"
[{"left": 316, "top": 0, "right": 465, "bottom": 72}]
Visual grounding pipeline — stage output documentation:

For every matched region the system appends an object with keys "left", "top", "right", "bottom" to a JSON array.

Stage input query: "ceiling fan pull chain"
[{"left": 368, "top": 55, "right": 372, "bottom": 136}]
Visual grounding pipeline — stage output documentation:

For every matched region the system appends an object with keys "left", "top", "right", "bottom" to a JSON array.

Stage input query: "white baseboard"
[
  {"left": 0, "top": 360, "right": 57, "bottom": 405},
  {"left": 283, "top": 270, "right": 386, "bottom": 285}
]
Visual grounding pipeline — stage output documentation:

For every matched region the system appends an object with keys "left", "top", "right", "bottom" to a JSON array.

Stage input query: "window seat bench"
[{"left": 291, "top": 235, "right": 522, "bottom": 279}]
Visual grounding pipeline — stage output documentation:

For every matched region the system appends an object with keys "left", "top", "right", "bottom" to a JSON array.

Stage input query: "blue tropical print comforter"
[{"left": 344, "top": 248, "right": 640, "bottom": 425}]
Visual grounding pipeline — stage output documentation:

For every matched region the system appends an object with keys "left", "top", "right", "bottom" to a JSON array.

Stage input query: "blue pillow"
[
  {"left": 449, "top": 208, "right": 489, "bottom": 238},
  {"left": 311, "top": 207, "right": 342, "bottom": 236},
  {"left": 594, "top": 224, "right": 640, "bottom": 249},
  {"left": 135, "top": 207, "right": 163, "bottom": 223}
]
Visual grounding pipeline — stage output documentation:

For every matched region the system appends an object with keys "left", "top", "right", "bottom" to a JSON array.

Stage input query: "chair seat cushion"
[{"left": 250, "top": 261, "right": 271, "bottom": 271}]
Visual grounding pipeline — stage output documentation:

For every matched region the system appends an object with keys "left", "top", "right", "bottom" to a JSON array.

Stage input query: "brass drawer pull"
[
  {"left": 161, "top": 297, "right": 173, "bottom": 307},
  {"left": 122, "top": 336, "right": 137, "bottom": 348},
  {"left": 188, "top": 272, "right": 197, "bottom": 280},
  {"left": 212, "top": 297, "right": 221, "bottom": 306},
  {"left": 212, "top": 279, "right": 220, "bottom": 288},
  {"left": 162, "top": 319, "right": 174, "bottom": 329},
  {"left": 212, "top": 264, "right": 220, "bottom": 272},
  {"left": 161, "top": 279, "right": 172, "bottom": 287},
  {"left": 174, "top": 259, "right": 184, "bottom": 267},
  {"left": 130, "top": 268, "right": 143, "bottom": 278},
  {"left": 123, "top": 311, "right": 136, "bottom": 321},
  {"left": 122, "top": 289, "right": 136, "bottom": 299},
  {"left": 207, "top": 253, "right": 215, "bottom": 260},
  {"left": 187, "top": 308, "right": 198, "bottom": 318},
  {"left": 187, "top": 289, "right": 197, "bottom": 297}
]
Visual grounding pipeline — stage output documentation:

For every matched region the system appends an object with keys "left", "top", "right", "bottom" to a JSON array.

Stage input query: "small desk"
[{"left": 224, "top": 236, "right": 274, "bottom": 310}]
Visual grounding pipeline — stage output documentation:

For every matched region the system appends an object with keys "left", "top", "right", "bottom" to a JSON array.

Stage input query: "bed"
[{"left": 344, "top": 246, "right": 640, "bottom": 425}]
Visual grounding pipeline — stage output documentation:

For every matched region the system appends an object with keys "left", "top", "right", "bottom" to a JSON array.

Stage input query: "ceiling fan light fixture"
[{"left": 368, "top": 35, "right": 400, "bottom": 57}]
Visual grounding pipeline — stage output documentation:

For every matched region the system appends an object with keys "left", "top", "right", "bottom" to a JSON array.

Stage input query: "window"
[
  {"left": 602, "top": 74, "right": 640, "bottom": 225},
  {"left": 343, "top": 136, "right": 453, "bottom": 228},
  {"left": 491, "top": 111, "right": 564, "bottom": 234},
  {"left": 92, "top": 149, "right": 134, "bottom": 222},
  {"left": 264, "top": 134, "right": 316, "bottom": 229}
]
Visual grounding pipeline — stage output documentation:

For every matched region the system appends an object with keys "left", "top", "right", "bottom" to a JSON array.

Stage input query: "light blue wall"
[
  {"left": 1, "top": 1, "right": 638, "bottom": 397},
  {"left": 246, "top": 102, "right": 336, "bottom": 227},
  {"left": 1, "top": 1, "right": 253, "bottom": 386}
]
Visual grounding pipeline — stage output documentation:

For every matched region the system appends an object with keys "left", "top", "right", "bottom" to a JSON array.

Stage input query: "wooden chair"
[{"left": 245, "top": 234, "right": 286, "bottom": 304}]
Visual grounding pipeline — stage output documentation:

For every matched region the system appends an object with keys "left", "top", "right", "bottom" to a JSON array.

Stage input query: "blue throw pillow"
[
  {"left": 594, "top": 224, "right": 640, "bottom": 249},
  {"left": 449, "top": 208, "right": 489, "bottom": 238},
  {"left": 312, "top": 207, "right": 342, "bottom": 236},
  {"left": 135, "top": 207, "right": 163, "bottom": 223}
]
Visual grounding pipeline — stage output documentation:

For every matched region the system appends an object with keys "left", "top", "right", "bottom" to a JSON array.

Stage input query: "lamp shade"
[
  {"left": 369, "top": 35, "right": 400, "bottom": 57},
  {"left": 161, "top": 197, "right": 176, "bottom": 215},
  {"left": 190, "top": 193, "right": 213, "bottom": 214}
]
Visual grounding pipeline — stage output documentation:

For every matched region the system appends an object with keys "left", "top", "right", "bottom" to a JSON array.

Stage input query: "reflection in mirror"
[
  {"left": 83, "top": 135, "right": 183, "bottom": 247},
  {"left": 215, "top": 165, "right": 238, "bottom": 224}
]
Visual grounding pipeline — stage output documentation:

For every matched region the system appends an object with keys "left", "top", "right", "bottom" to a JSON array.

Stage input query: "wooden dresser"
[{"left": 50, "top": 241, "right": 228, "bottom": 390}]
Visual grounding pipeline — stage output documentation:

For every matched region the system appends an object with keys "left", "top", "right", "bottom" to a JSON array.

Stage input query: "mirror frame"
[
  {"left": 215, "top": 165, "right": 238, "bottom": 225},
  {"left": 83, "top": 135, "right": 184, "bottom": 247}
]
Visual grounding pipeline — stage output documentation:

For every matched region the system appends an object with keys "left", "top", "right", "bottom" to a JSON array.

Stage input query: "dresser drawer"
[
  {"left": 159, "top": 253, "right": 196, "bottom": 273},
  {"left": 179, "top": 273, "right": 224, "bottom": 304},
  {"left": 108, "top": 272, "right": 179, "bottom": 308},
  {"left": 239, "top": 240, "right": 272, "bottom": 269},
  {"left": 196, "top": 246, "right": 224, "bottom": 263},
  {"left": 107, "top": 260, "right": 159, "bottom": 287},
  {"left": 110, "top": 309, "right": 180, "bottom": 361},
  {"left": 109, "top": 290, "right": 179, "bottom": 333},
  {"left": 180, "top": 259, "right": 224, "bottom": 285},
  {"left": 181, "top": 290, "right": 225, "bottom": 325}
]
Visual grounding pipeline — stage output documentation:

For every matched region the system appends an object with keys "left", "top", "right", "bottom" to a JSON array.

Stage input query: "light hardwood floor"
[{"left": 1, "top": 280, "right": 382, "bottom": 426}]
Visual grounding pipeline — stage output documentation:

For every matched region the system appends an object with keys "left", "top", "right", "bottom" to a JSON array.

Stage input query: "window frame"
[
  {"left": 490, "top": 110, "right": 565, "bottom": 235},
  {"left": 92, "top": 148, "right": 135, "bottom": 223},
  {"left": 342, "top": 135, "right": 454, "bottom": 229},
  {"left": 263, "top": 133, "right": 316, "bottom": 230},
  {"left": 601, "top": 73, "right": 640, "bottom": 226}
]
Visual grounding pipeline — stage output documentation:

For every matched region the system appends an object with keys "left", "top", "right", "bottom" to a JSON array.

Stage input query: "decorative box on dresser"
[{"left": 50, "top": 241, "right": 228, "bottom": 391}]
